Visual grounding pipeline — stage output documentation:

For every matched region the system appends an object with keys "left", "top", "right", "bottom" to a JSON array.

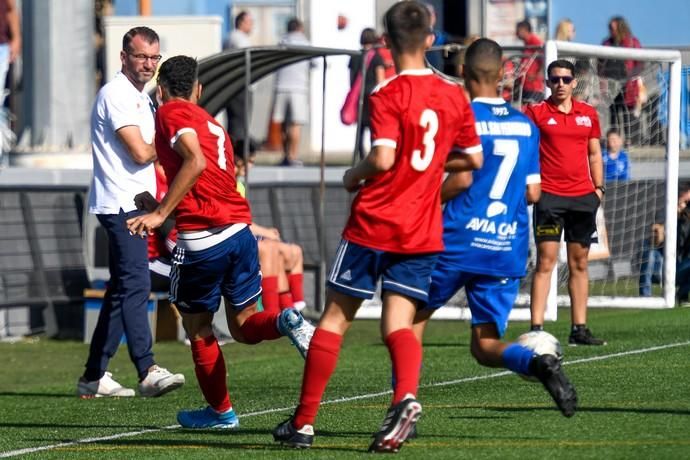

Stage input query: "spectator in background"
[
  {"left": 424, "top": 3, "right": 448, "bottom": 72},
  {"left": 94, "top": 0, "right": 112, "bottom": 89},
  {"left": 224, "top": 11, "right": 256, "bottom": 164},
  {"left": 251, "top": 222, "right": 307, "bottom": 312},
  {"left": 0, "top": 0, "right": 20, "bottom": 92},
  {"left": 600, "top": 16, "right": 643, "bottom": 144},
  {"left": 602, "top": 128, "right": 630, "bottom": 182},
  {"left": 0, "top": 0, "right": 20, "bottom": 164},
  {"left": 453, "top": 34, "right": 479, "bottom": 75},
  {"left": 553, "top": 17, "right": 601, "bottom": 105},
  {"left": 515, "top": 20, "right": 544, "bottom": 104},
  {"left": 525, "top": 59, "right": 607, "bottom": 346},
  {"left": 348, "top": 28, "right": 385, "bottom": 158},
  {"left": 554, "top": 18, "right": 575, "bottom": 41},
  {"left": 376, "top": 35, "right": 396, "bottom": 79},
  {"left": 272, "top": 18, "right": 311, "bottom": 167},
  {"left": 80, "top": 26, "right": 185, "bottom": 398},
  {"left": 501, "top": 57, "right": 516, "bottom": 102},
  {"left": 638, "top": 209, "right": 665, "bottom": 297},
  {"left": 235, "top": 155, "right": 307, "bottom": 312},
  {"left": 225, "top": 10, "right": 252, "bottom": 49},
  {"left": 675, "top": 185, "right": 690, "bottom": 303}
]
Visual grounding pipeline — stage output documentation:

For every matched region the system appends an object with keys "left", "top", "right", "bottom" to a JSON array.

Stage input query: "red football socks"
[
  {"left": 278, "top": 291, "right": 294, "bottom": 310},
  {"left": 261, "top": 276, "right": 280, "bottom": 313},
  {"left": 190, "top": 335, "right": 231, "bottom": 413},
  {"left": 386, "top": 328, "right": 422, "bottom": 404},
  {"left": 287, "top": 273, "right": 305, "bottom": 304},
  {"left": 239, "top": 311, "right": 282, "bottom": 344},
  {"left": 293, "top": 328, "right": 343, "bottom": 428}
]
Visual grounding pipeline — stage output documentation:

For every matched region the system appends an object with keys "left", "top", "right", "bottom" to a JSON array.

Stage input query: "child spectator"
[{"left": 602, "top": 128, "right": 631, "bottom": 182}]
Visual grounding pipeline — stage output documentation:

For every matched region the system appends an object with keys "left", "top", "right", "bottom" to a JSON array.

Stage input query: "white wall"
[
  {"left": 104, "top": 16, "right": 223, "bottom": 90},
  {"left": 308, "top": 1, "right": 376, "bottom": 153}
]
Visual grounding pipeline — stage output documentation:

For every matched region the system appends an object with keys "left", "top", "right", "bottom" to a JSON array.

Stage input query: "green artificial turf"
[{"left": 1, "top": 307, "right": 689, "bottom": 459}]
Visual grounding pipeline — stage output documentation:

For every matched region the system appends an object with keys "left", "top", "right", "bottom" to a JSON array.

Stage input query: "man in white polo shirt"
[{"left": 79, "top": 26, "right": 185, "bottom": 398}]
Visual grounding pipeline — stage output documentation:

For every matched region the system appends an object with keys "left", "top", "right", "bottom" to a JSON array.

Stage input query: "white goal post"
[
  {"left": 546, "top": 40, "right": 682, "bottom": 311},
  {"left": 355, "top": 41, "right": 682, "bottom": 321}
]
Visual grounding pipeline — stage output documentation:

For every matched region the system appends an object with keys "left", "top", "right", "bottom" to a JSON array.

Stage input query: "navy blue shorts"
[
  {"left": 425, "top": 257, "right": 520, "bottom": 338},
  {"left": 169, "top": 226, "right": 262, "bottom": 314},
  {"left": 326, "top": 239, "right": 439, "bottom": 302}
]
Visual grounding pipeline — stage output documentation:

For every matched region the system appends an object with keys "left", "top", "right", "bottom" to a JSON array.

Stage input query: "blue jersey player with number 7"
[
  {"left": 412, "top": 38, "right": 578, "bottom": 418},
  {"left": 273, "top": 1, "right": 482, "bottom": 453}
]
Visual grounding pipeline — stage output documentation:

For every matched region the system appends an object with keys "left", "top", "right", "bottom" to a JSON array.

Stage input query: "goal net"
[
  {"left": 540, "top": 41, "right": 682, "bottom": 312},
  {"left": 356, "top": 41, "right": 682, "bottom": 321}
]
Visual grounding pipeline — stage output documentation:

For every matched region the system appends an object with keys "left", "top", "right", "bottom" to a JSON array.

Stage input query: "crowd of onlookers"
[{"left": 510, "top": 15, "right": 660, "bottom": 150}]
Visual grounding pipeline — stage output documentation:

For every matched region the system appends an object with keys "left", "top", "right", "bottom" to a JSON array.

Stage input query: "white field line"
[{"left": 2, "top": 340, "right": 689, "bottom": 458}]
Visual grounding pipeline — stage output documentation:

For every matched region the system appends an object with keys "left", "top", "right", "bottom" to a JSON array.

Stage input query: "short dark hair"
[
  {"left": 235, "top": 11, "right": 249, "bottom": 29},
  {"left": 360, "top": 28, "right": 378, "bottom": 46},
  {"left": 122, "top": 26, "right": 159, "bottom": 52},
  {"left": 606, "top": 128, "right": 622, "bottom": 137},
  {"left": 157, "top": 55, "right": 198, "bottom": 99},
  {"left": 287, "top": 17, "right": 302, "bottom": 33},
  {"left": 547, "top": 59, "right": 575, "bottom": 77},
  {"left": 464, "top": 38, "right": 503, "bottom": 84},
  {"left": 516, "top": 20, "right": 532, "bottom": 33},
  {"left": 383, "top": 1, "right": 431, "bottom": 53}
]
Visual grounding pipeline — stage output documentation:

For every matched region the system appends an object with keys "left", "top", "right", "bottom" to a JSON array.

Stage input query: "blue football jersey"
[{"left": 442, "top": 97, "right": 540, "bottom": 277}]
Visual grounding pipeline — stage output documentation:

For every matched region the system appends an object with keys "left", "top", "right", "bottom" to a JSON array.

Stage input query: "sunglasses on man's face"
[{"left": 548, "top": 75, "right": 574, "bottom": 85}]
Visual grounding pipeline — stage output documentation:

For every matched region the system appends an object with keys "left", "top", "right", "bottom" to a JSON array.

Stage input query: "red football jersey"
[
  {"left": 343, "top": 69, "right": 482, "bottom": 253},
  {"left": 155, "top": 100, "right": 252, "bottom": 231},
  {"left": 521, "top": 33, "right": 545, "bottom": 93},
  {"left": 147, "top": 165, "right": 177, "bottom": 260},
  {"left": 525, "top": 98, "right": 601, "bottom": 196}
]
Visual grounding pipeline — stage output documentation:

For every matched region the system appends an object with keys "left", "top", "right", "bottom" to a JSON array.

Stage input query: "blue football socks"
[{"left": 502, "top": 343, "right": 535, "bottom": 375}]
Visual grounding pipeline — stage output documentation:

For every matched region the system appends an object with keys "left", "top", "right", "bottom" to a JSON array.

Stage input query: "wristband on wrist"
[{"left": 596, "top": 185, "right": 606, "bottom": 194}]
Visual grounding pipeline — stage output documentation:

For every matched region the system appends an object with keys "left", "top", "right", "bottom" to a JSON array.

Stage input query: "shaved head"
[{"left": 464, "top": 38, "right": 503, "bottom": 85}]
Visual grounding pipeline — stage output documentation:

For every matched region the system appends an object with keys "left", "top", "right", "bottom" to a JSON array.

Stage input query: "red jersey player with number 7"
[
  {"left": 273, "top": 1, "right": 483, "bottom": 453},
  {"left": 126, "top": 56, "right": 314, "bottom": 431}
]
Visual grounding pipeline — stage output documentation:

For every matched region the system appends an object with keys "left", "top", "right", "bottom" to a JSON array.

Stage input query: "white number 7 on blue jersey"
[{"left": 489, "top": 139, "right": 519, "bottom": 200}]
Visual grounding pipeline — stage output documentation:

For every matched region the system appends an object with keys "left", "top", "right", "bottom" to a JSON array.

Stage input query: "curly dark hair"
[{"left": 157, "top": 55, "right": 198, "bottom": 99}]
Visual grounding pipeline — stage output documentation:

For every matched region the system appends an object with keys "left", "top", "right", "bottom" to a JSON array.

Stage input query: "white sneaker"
[
  {"left": 77, "top": 372, "right": 135, "bottom": 398},
  {"left": 138, "top": 365, "right": 185, "bottom": 397}
]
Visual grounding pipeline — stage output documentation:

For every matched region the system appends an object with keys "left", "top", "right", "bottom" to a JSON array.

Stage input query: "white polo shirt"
[{"left": 88, "top": 72, "right": 156, "bottom": 214}]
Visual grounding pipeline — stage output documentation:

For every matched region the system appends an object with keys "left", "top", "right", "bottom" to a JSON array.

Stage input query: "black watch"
[{"left": 596, "top": 185, "right": 606, "bottom": 194}]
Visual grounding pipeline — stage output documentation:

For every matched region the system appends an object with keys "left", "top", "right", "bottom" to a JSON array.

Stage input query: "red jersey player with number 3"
[
  {"left": 126, "top": 56, "right": 314, "bottom": 431},
  {"left": 273, "top": 1, "right": 483, "bottom": 453}
]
